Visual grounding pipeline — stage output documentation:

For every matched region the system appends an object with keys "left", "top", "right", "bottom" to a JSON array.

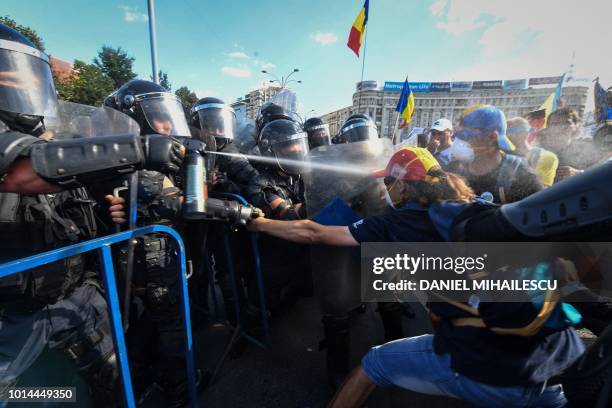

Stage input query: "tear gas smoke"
[{"left": 207, "top": 150, "right": 372, "bottom": 176}]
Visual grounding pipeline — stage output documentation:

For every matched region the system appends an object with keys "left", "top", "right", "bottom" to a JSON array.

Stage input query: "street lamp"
[{"left": 261, "top": 68, "right": 301, "bottom": 89}]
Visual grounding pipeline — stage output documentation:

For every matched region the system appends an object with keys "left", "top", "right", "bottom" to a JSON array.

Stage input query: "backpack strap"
[
  {"left": 496, "top": 154, "right": 526, "bottom": 204},
  {"left": 433, "top": 289, "right": 559, "bottom": 337}
]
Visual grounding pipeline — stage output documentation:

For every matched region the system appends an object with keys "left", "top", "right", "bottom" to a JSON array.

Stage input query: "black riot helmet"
[
  {"left": 105, "top": 79, "right": 191, "bottom": 137},
  {"left": 334, "top": 113, "right": 378, "bottom": 144},
  {"left": 0, "top": 23, "right": 59, "bottom": 135},
  {"left": 258, "top": 118, "right": 309, "bottom": 175},
  {"left": 303, "top": 117, "right": 331, "bottom": 149},
  {"left": 190, "top": 97, "right": 236, "bottom": 148},
  {"left": 255, "top": 102, "right": 295, "bottom": 137}
]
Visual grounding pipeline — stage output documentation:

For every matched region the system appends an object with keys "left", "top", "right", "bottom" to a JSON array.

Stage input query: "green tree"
[
  {"left": 175, "top": 86, "right": 198, "bottom": 116},
  {"left": 58, "top": 60, "right": 115, "bottom": 106},
  {"left": 151, "top": 70, "right": 171, "bottom": 91},
  {"left": 94, "top": 46, "right": 136, "bottom": 88},
  {"left": 0, "top": 16, "right": 45, "bottom": 51}
]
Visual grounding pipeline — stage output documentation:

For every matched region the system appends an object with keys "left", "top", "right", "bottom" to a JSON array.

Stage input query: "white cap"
[{"left": 430, "top": 118, "right": 453, "bottom": 132}]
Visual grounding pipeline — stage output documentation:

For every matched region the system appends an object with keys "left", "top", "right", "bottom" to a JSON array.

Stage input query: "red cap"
[{"left": 372, "top": 147, "right": 440, "bottom": 181}]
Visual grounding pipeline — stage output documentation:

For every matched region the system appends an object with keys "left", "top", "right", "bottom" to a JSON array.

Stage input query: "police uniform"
[{"left": 0, "top": 189, "right": 118, "bottom": 405}]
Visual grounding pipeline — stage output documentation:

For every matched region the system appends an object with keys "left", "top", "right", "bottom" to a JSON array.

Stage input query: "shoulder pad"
[
  {"left": 501, "top": 160, "right": 612, "bottom": 237},
  {"left": 0, "top": 132, "right": 41, "bottom": 177}
]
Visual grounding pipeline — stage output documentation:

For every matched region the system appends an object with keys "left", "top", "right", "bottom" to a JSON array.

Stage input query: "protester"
[
  {"left": 249, "top": 118, "right": 312, "bottom": 313},
  {"left": 536, "top": 107, "right": 604, "bottom": 182},
  {"left": 247, "top": 146, "right": 584, "bottom": 408},
  {"left": 507, "top": 117, "right": 559, "bottom": 187},
  {"left": 426, "top": 118, "right": 454, "bottom": 167},
  {"left": 447, "top": 105, "right": 543, "bottom": 203}
]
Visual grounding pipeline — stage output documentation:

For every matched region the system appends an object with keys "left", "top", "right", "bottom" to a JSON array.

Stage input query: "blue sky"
[{"left": 4, "top": 0, "right": 611, "bottom": 115}]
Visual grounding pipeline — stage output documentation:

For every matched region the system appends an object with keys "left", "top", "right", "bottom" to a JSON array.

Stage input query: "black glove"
[{"left": 142, "top": 134, "right": 184, "bottom": 174}]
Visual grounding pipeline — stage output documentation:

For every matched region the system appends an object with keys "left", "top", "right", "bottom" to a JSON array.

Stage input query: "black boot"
[
  {"left": 378, "top": 302, "right": 404, "bottom": 342},
  {"left": 321, "top": 315, "right": 351, "bottom": 389}
]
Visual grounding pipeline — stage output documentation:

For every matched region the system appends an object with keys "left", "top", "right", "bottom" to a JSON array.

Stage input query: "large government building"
[{"left": 322, "top": 77, "right": 589, "bottom": 139}]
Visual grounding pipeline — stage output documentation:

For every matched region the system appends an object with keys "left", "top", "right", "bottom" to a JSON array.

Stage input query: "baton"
[{"left": 114, "top": 172, "right": 139, "bottom": 331}]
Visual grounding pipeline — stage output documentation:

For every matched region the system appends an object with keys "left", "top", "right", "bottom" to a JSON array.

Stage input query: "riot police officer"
[
  {"left": 189, "top": 97, "right": 266, "bottom": 325},
  {"left": 251, "top": 118, "right": 311, "bottom": 313},
  {"left": 254, "top": 102, "right": 297, "bottom": 140},
  {"left": 333, "top": 113, "right": 378, "bottom": 144},
  {"left": 190, "top": 97, "right": 266, "bottom": 196},
  {"left": 104, "top": 79, "right": 195, "bottom": 405},
  {"left": 303, "top": 117, "right": 332, "bottom": 150},
  {"left": 0, "top": 24, "right": 182, "bottom": 406}
]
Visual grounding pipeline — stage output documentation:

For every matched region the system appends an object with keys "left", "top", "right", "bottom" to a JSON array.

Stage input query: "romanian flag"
[
  {"left": 347, "top": 0, "right": 369, "bottom": 57},
  {"left": 396, "top": 79, "right": 415, "bottom": 126}
]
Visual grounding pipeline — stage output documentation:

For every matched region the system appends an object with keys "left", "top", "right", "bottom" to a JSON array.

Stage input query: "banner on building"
[
  {"left": 528, "top": 76, "right": 563, "bottom": 86},
  {"left": 451, "top": 81, "right": 473, "bottom": 91},
  {"left": 384, "top": 81, "right": 431, "bottom": 92},
  {"left": 503, "top": 79, "right": 528, "bottom": 90},
  {"left": 473, "top": 80, "right": 503, "bottom": 90},
  {"left": 430, "top": 82, "right": 451, "bottom": 92}
]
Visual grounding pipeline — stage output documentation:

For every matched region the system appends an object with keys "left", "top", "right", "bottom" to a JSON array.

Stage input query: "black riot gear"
[
  {"left": 0, "top": 24, "right": 59, "bottom": 135},
  {"left": 255, "top": 102, "right": 296, "bottom": 138},
  {"left": 334, "top": 114, "right": 378, "bottom": 144},
  {"left": 258, "top": 119, "right": 309, "bottom": 175},
  {"left": 24, "top": 133, "right": 184, "bottom": 188},
  {"left": 105, "top": 79, "right": 191, "bottom": 137},
  {"left": 303, "top": 117, "right": 331, "bottom": 149},
  {"left": 190, "top": 97, "right": 237, "bottom": 148}
]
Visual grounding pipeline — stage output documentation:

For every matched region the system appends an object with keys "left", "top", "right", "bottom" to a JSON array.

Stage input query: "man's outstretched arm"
[{"left": 247, "top": 217, "right": 359, "bottom": 247}]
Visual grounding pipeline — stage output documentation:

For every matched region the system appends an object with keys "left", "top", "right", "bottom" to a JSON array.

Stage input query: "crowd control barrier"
[
  {"left": 0, "top": 226, "right": 198, "bottom": 408},
  {"left": 206, "top": 193, "right": 270, "bottom": 384}
]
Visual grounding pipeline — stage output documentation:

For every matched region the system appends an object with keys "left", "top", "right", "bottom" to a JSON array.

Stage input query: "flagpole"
[
  {"left": 391, "top": 110, "right": 401, "bottom": 144},
  {"left": 391, "top": 75, "right": 408, "bottom": 144},
  {"left": 356, "top": 24, "right": 369, "bottom": 114}
]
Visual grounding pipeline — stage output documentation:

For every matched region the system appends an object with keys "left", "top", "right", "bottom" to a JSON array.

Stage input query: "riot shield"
[
  {"left": 305, "top": 138, "right": 393, "bottom": 315},
  {"left": 258, "top": 88, "right": 302, "bottom": 124},
  {"left": 47, "top": 101, "right": 141, "bottom": 139},
  {"left": 234, "top": 116, "right": 259, "bottom": 155}
]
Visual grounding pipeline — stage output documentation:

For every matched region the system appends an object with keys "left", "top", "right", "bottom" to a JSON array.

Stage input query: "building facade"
[
  {"left": 322, "top": 78, "right": 589, "bottom": 140},
  {"left": 230, "top": 101, "right": 247, "bottom": 121},
  {"left": 236, "top": 86, "right": 282, "bottom": 120},
  {"left": 321, "top": 106, "right": 352, "bottom": 136}
]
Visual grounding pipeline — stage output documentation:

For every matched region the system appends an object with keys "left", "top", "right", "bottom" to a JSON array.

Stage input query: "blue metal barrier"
[
  {"left": 214, "top": 193, "right": 270, "bottom": 346},
  {"left": 0, "top": 226, "right": 197, "bottom": 408}
]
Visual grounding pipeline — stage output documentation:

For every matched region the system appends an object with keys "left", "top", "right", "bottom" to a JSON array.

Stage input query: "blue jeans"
[{"left": 362, "top": 334, "right": 567, "bottom": 408}]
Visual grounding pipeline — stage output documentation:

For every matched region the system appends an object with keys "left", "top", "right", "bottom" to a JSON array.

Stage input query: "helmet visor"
[
  {"left": 341, "top": 122, "right": 378, "bottom": 143},
  {"left": 272, "top": 135, "right": 310, "bottom": 174},
  {"left": 139, "top": 95, "right": 191, "bottom": 136},
  {"left": 195, "top": 104, "right": 236, "bottom": 141},
  {"left": 49, "top": 101, "right": 141, "bottom": 139},
  {"left": 307, "top": 124, "right": 331, "bottom": 148},
  {"left": 0, "top": 47, "right": 59, "bottom": 117}
]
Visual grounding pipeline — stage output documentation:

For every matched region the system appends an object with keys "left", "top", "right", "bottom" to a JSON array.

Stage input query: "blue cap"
[{"left": 456, "top": 105, "right": 514, "bottom": 152}]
